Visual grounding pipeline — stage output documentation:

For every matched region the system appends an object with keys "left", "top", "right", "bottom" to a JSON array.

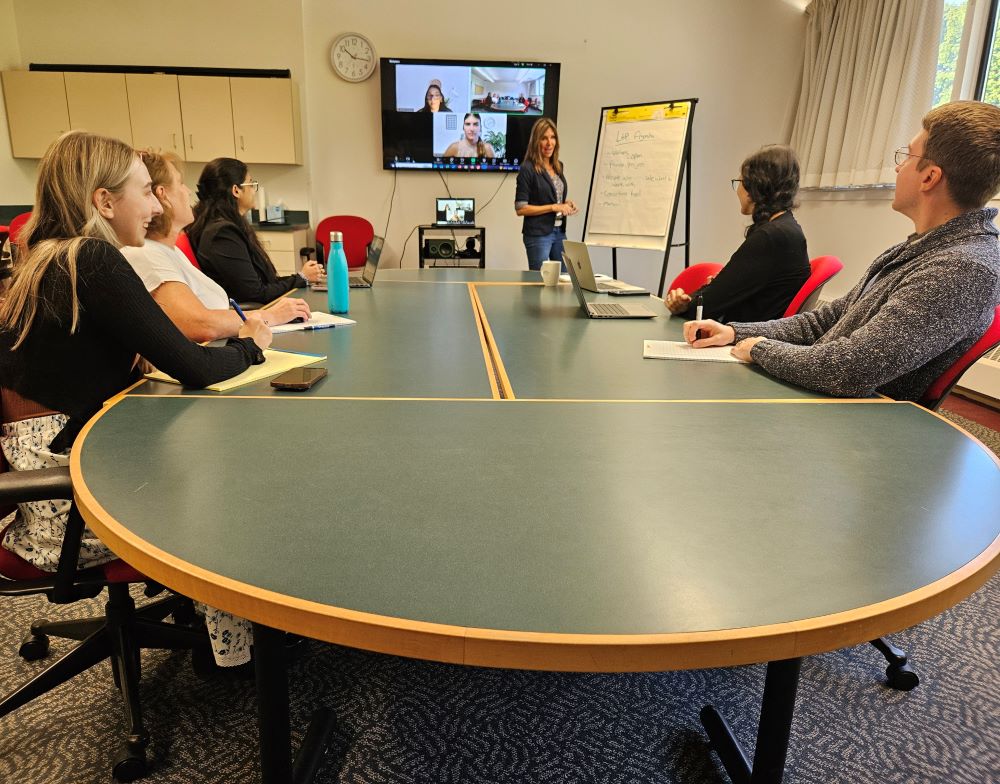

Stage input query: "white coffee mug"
[{"left": 540, "top": 260, "right": 561, "bottom": 286}]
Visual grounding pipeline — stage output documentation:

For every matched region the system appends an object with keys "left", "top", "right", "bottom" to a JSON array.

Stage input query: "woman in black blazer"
[
  {"left": 514, "top": 119, "right": 578, "bottom": 271},
  {"left": 187, "top": 158, "right": 322, "bottom": 304}
]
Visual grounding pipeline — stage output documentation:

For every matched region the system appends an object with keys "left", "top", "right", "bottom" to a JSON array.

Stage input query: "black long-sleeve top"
[
  {"left": 0, "top": 239, "right": 262, "bottom": 433},
  {"left": 195, "top": 221, "right": 305, "bottom": 304},
  {"left": 682, "top": 212, "right": 810, "bottom": 323}
]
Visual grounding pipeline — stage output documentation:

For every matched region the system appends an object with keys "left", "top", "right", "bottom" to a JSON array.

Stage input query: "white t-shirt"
[{"left": 121, "top": 239, "right": 229, "bottom": 310}]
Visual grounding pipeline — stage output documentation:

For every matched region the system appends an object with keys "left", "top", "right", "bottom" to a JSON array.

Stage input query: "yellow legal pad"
[{"left": 145, "top": 350, "right": 327, "bottom": 392}]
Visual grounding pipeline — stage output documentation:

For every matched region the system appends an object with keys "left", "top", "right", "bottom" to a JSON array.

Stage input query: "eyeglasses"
[
  {"left": 730, "top": 178, "right": 743, "bottom": 191},
  {"left": 893, "top": 147, "right": 936, "bottom": 167},
  {"left": 238, "top": 180, "right": 260, "bottom": 192}
]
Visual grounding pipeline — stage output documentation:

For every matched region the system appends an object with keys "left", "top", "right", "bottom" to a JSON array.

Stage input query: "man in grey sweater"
[{"left": 684, "top": 101, "right": 1000, "bottom": 401}]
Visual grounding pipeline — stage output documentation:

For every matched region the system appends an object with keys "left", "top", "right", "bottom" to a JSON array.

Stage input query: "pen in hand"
[
  {"left": 229, "top": 298, "right": 248, "bottom": 323},
  {"left": 695, "top": 295, "right": 704, "bottom": 340}
]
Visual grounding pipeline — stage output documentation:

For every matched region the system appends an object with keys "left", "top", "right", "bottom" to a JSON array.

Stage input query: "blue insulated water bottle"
[{"left": 327, "top": 231, "right": 349, "bottom": 314}]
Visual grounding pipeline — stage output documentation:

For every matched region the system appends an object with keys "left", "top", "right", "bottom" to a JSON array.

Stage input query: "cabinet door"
[
  {"left": 1, "top": 71, "right": 70, "bottom": 158},
  {"left": 126, "top": 74, "right": 184, "bottom": 157},
  {"left": 230, "top": 78, "right": 300, "bottom": 164},
  {"left": 178, "top": 76, "right": 235, "bottom": 161},
  {"left": 64, "top": 72, "right": 133, "bottom": 144}
]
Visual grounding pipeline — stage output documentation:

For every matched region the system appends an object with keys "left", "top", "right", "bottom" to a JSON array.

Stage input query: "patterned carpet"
[{"left": 0, "top": 409, "right": 997, "bottom": 784}]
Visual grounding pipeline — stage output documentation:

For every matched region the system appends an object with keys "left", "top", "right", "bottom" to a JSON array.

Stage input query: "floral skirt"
[{"left": 0, "top": 414, "right": 252, "bottom": 667}]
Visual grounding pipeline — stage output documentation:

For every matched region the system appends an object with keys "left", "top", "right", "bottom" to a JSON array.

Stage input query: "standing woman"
[
  {"left": 442, "top": 113, "right": 496, "bottom": 159},
  {"left": 187, "top": 158, "right": 322, "bottom": 304},
  {"left": 665, "top": 145, "right": 810, "bottom": 322},
  {"left": 515, "top": 118, "right": 578, "bottom": 271}
]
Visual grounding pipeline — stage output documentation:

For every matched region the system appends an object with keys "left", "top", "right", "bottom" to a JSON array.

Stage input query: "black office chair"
[{"left": 0, "top": 466, "right": 207, "bottom": 781}]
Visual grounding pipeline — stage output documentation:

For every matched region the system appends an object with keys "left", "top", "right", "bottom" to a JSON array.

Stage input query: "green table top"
[
  {"left": 132, "top": 283, "right": 495, "bottom": 399},
  {"left": 474, "top": 284, "right": 823, "bottom": 400},
  {"left": 74, "top": 396, "right": 1000, "bottom": 669}
]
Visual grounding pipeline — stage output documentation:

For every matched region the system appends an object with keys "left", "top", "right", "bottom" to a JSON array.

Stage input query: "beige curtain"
[{"left": 790, "top": 0, "right": 943, "bottom": 188}]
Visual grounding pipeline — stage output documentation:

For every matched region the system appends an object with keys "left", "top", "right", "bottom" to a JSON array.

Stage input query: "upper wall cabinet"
[
  {"left": 2, "top": 70, "right": 302, "bottom": 165},
  {"left": 230, "top": 78, "right": 301, "bottom": 165},
  {"left": 64, "top": 72, "right": 133, "bottom": 144},
  {"left": 1, "top": 71, "right": 70, "bottom": 158},
  {"left": 126, "top": 73, "right": 185, "bottom": 157},
  {"left": 178, "top": 75, "right": 235, "bottom": 162}
]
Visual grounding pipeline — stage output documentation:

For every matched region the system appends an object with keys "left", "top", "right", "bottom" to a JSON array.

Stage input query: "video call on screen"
[{"left": 380, "top": 59, "right": 560, "bottom": 172}]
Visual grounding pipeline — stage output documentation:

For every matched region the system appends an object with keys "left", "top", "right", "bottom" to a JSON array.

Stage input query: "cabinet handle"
[
  {"left": 240, "top": 135, "right": 245, "bottom": 151},
  {"left": 189, "top": 134, "right": 194, "bottom": 149},
  {"left": 172, "top": 133, "right": 177, "bottom": 149}
]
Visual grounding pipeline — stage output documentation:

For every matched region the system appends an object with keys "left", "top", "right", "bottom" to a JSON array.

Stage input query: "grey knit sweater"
[{"left": 730, "top": 207, "right": 1000, "bottom": 401}]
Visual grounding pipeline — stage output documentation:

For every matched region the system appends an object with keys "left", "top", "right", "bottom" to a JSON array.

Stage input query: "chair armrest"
[{"left": 0, "top": 467, "right": 72, "bottom": 504}]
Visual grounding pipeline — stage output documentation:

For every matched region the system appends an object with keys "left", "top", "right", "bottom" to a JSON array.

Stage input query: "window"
[{"left": 935, "top": 0, "right": 1000, "bottom": 107}]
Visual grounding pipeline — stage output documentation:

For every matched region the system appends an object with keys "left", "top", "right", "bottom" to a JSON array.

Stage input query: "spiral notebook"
[{"left": 642, "top": 340, "right": 747, "bottom": 363}]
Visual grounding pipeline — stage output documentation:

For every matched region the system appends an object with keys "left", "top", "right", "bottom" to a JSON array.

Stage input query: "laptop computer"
[
  {"left": 561, "top": 241, "right": 647, "bottom": 293},
  {"left": 312, "top": 236, "right": 384, "bottom": 291},
  {"left": 435, "top": 198, "right": 475, "bottom": 227},
  {"left": 563, "top": 247, "right": 656, "bottom": 319}
]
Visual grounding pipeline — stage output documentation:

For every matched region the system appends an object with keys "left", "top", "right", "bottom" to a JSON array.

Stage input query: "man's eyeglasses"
[
  {"left": 238, "top": 180, "right": 260, "bottom": 192},
  {"left": 893, "top": 148, "right": 935, "bottom": 167},
  {"left": 730, "top": 178, "right": 743, "bottom": 191}
]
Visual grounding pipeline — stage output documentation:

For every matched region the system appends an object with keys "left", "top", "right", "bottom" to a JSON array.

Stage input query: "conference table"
[{"left": 70, "top": 270, "right": 1000, "bottom": 784}]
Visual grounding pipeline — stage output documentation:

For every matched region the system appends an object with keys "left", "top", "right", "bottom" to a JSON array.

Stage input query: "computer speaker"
[{"left": 424, "top": 239, "right": 456, "bottom": 259}]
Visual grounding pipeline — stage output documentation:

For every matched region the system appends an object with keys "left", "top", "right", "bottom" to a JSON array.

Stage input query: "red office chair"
[
  {"left": 866, "top": 303, "right": 1000, "bottom": 692},
  {"left": 8, "top": 211, "right": 31, "bottom": 262},
  {"left": 315, "top": 215, "right": 375, "bottom": 270},
  {"left": 783, "top": 255, "right": 843, "bottom": 317},
  {"left": 669, "top": 262, "right": 723, "bottom": 294},
  {"left": 0, "top": 466, "right": 205, "bottom": 781},
  {"left": 175, "top": 231, "right": 200, "bottom": 270}
]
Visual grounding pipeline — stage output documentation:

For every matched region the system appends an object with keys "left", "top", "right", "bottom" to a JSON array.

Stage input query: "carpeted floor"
[{"left": 0, "top": 408, "right": 997, "bottom": 784}]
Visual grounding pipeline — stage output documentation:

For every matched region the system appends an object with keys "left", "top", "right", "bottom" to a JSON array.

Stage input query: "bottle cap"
[{"left": 330, "top": 231, "right": 343, "bottom": 243}]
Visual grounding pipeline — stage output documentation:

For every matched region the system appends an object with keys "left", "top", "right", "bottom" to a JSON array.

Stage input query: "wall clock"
[{"left": 331, "top": 32, "right": 377, "bottom": 82}]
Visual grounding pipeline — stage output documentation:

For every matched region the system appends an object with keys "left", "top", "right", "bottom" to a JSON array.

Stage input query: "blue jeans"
[{"left": 523, "top": 230, "right": 566, "bottom": 272}]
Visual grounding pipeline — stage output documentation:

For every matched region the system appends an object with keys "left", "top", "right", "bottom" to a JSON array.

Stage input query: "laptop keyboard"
[
  {"left": 349, "top": 276, "right": 364, "bottom": 286},
  {"left": 590, "top": 302, "right": 630, "bottom": 316}
]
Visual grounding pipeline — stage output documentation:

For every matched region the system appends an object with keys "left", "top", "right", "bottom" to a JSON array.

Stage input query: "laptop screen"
[
  {"left": 362, "top": 236, "right": 384, "bottom": 282},
  {"left": 562, "top": 248, "right": 591, "bottom": 309},
  {"left": 435, "top": 198, "right": 475, "bottom": 226}
]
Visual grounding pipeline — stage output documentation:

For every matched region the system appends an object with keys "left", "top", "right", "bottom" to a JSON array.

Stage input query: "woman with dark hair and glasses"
[
  {"left": 666, "top": 145, "right": 810, "bottom": 322},
  {"left": 187, "top": 158, "right": 322, "bottom": 304}
]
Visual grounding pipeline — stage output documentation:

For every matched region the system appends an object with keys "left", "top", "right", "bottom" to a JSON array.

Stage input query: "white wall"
[
  {"left": 301, "top": 0, "right": 808, "bottom": 287},
  {"left": 0, "top": 0, "right": 35, "bottom": 204},
  {"left": 0, "top": 0, "right": 916, "bottom": 296}
]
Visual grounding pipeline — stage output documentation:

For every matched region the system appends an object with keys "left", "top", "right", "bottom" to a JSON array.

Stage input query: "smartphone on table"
[{"left": 270, "top": 367, "right": 327, "bottom": 391}]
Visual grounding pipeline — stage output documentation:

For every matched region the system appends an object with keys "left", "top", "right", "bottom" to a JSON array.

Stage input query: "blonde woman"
[
  {"left": 0, "top": 131, "right": 270, "bottom": 668},
  {"left": 122, "top": 150, "right": 310, "bottom": 341}
]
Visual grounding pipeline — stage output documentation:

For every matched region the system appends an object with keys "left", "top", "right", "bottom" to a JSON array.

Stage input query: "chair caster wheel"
[
  {"left": 18, "top": 633, "right": 49, "bottom": 661},
  {"left": 886, "top": 662, "right": 919, "bottom": 691},
  {"left": 112, "top": 751, "right": 147, "bottom": 782}
]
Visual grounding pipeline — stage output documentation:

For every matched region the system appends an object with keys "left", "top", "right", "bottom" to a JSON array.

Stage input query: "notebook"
[
  {"left": 270, "top": 312, "right": 355, "bottom": 333},
  {"left": 144, "top": 350, "right": 327, "bottom": 391},
  {"left": 642, "top": 340, "right": 747, "bottom": 363}
]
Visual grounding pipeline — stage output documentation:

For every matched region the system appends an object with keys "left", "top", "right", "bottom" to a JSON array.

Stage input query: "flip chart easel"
[{"left": 582, "top": 99, "right": 697, "bottom": 296}]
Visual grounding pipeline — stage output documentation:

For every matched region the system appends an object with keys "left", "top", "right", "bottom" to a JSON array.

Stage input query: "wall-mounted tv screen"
[{"left": 380, "top": 57, "right": 560, "bottom": 172}]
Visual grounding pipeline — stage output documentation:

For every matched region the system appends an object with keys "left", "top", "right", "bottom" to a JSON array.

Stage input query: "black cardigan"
[
  {"left": 515, "top": 163, "right": 569, "bottom": 236},
  {"left": 195, "top": 221, "right": 305, "bottom": 304},
  {"left": 683, "top": 212, "right": 811, "bottom": 323}
]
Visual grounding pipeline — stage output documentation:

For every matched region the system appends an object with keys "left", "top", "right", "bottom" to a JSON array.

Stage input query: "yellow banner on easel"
[{"left": 607, "top": 102, "right": 690, "bottom": 123}]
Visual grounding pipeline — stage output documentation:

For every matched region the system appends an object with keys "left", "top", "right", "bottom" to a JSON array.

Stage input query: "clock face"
[{"left": 331, "top": 32, "right": 376, "bottom": 82}]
